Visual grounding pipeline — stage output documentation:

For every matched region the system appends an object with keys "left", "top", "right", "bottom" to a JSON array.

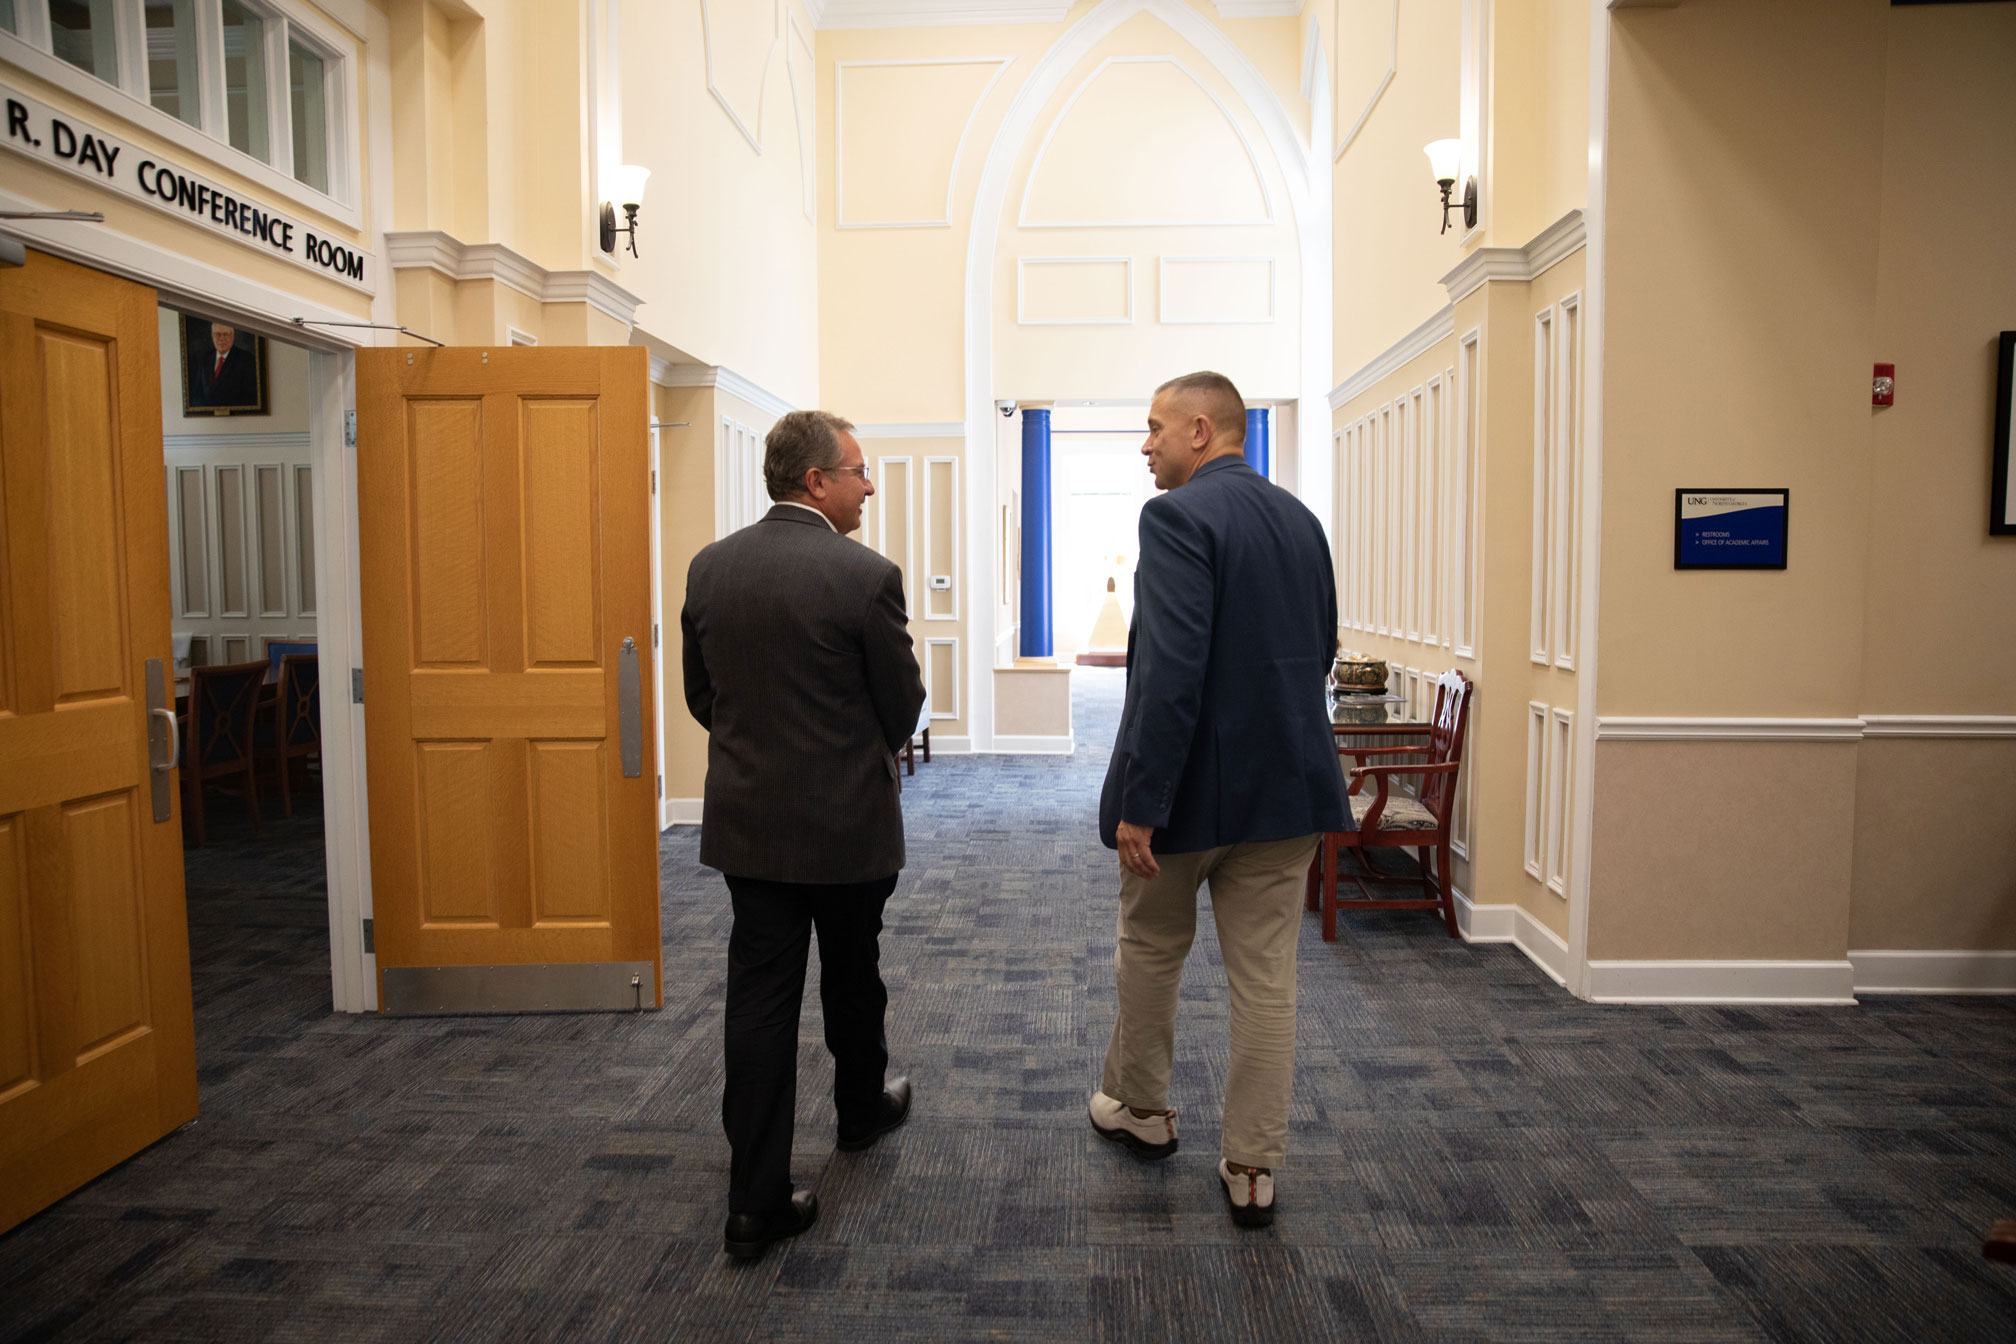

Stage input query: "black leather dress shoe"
[
  {"left": 836, "top": 1075, "right": 912, "bottom": 1152},
  {"left": 723, "top": 1189, "right": 818, "bottom": 1261}
]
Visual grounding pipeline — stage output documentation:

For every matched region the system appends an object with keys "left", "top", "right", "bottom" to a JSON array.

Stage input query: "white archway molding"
[{"left": 959, "top": 0, "right": 1332, "bottom": 749}]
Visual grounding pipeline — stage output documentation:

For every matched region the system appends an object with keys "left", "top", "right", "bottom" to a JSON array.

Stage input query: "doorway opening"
[
  {"left": 1047, "top": 405, "right": 1156, "bottom": 667},
  {"left": 157, "top": 303, "right": 333, "bottom": 1014}
]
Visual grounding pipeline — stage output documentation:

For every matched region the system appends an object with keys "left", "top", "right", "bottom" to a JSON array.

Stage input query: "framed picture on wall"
[
  {"left": 1674, "top": 488, "right": 1789, "bottom": 569},
  {"left": 179, "top": 314, "right": 270, "bottom": 417},
  {"left": 1993, "top": 331, "right": 2014, "bottom": 536}
]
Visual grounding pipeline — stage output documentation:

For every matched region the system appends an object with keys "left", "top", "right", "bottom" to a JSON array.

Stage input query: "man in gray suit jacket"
[{"left": 682, "top": 410, "right": 927, "bottom": 1261}]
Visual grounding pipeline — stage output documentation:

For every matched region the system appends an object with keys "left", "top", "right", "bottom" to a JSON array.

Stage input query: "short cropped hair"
[
  {"left": 1155, "top": 371, "right": 1246, "bottom": 445},
  {"left": 764, "top": 410, "right": 855, "bottom": 501}
]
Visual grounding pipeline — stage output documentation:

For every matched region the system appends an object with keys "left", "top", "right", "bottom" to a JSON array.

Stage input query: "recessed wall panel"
[
  {"left": 1158, "top": 257, "right": 1273, "bottom": 325},
  {"left": 409, "top": 400, "right": 486, "bottom": 667},
  {"left": 528, "top": 741, "right": 610, "bottom": 924},
  {"left": 41, "top": 330, "right": 126, "bottom": 701},
  {"left": 522, "top": 400, "right": 601, "bottom": 667},
  {"left": 215, "top": 465, "right": 248, "bottom": 619},
  {"left": 177, "top": 467, "right": 208, "bottom": 615},
  {"left": 0, "top": 816, "right": 35, "bottom": 1102},
  {"left": 255, "top": 464, "right": 286, "bottom": 617},
  {"left": 1018, "top": 258, "right": 1131, "bottom": 325},
  {"left": 924, "top": 457, "right": 958, "bottom": 620},
  {"left": 294, "top": 464, "right": 317, "bottom": 615},
  {"left": 416, "top": 742, "right": 497, "bottom": 925},
  {"left": 64, "top": 794, "right": 148, "bottom": 1060}
]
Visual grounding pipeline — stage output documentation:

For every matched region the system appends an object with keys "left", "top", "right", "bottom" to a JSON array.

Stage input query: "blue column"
[
  {"left": 1019, "top": 408, "right": 1053, "bottom": 658},
  {"left": 1244, "top": 406, "right": 1271, "bottom": 479}
]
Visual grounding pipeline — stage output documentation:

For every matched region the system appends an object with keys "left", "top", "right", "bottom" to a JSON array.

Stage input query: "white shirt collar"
[{"left": 775, "top": 500, "right": 838, "bottom": 532}]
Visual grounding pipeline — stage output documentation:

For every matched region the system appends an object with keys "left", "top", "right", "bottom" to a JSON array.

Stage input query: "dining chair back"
[
  {"left": 183, "top": 659, "right": 267, "bottom": 846},
  {"left": 259, "top": 653, "right": 322, "bottom": 817}
]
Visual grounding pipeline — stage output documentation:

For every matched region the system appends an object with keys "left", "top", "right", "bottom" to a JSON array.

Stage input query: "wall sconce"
[
  {"left": 1424, "top": 139, "right": 1475, "bottom": 235},
  {"left": 599, "top": 164, "right": 651, "bottom": 257}
]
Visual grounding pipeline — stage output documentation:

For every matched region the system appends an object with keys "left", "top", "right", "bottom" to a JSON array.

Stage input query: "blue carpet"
[{"left": 3, "top": 667, "right": 2015, "bottom": 1342}]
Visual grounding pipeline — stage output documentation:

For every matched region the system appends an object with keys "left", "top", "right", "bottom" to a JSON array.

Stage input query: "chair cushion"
[{"left": 1349, "top": 789, "right": 1439, "bottom": 832}]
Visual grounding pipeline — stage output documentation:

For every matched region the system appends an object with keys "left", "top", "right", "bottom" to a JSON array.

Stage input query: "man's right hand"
[{"left": 1116, "top": 821, "right": 1160, "bottom": 880}]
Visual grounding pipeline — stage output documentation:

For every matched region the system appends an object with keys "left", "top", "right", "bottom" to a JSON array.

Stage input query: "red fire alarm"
[{"left": 1872, "top": 363, "right": 1895, "bottom": 407}]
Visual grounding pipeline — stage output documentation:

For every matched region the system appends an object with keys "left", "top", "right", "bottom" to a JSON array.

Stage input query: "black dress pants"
[{"left": 722, "top": 872, "right": 897, "bottom": 1215}]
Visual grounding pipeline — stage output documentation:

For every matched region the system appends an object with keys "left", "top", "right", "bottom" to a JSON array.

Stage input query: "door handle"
[
  {"left": 618, "top": 637, "right": 642, "bottom": 778},
  {"left": 145, "top": 658, "right": 176, "bottom": 823}
]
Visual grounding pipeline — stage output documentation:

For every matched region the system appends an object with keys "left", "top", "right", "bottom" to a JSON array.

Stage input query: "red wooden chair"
[
  {"left": 1306, "top": 669, "right": 1473, "bottom": 941},
  {"left": 181, "top": 660, "right": 267, "bottom": 847}
]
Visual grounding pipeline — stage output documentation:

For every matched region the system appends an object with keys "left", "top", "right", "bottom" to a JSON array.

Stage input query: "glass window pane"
[
  {"left": 50, "top": 0, "right": 121, "bottom": 83},
  {"left": 288, "top": 39, "right": 328, "bottom": 192},
  {"left": 0, "top": 2, "right": 17, "bottom": 37},
  {"left": 221, "top": 0, "right": 270, "bottom": 162},
  {"left": 145, "top": 0, "right": 203, "bottom": 127}
]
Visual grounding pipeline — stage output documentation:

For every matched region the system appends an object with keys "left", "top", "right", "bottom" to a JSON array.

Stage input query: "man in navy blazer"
[{"left": 1088, "top": 371, "right": 1346, "bottom": 1230}]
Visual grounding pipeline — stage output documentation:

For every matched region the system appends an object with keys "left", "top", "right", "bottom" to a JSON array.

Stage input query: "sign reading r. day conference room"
[{"left": 2, "top": 84, "right": 371, "bottom": 293}]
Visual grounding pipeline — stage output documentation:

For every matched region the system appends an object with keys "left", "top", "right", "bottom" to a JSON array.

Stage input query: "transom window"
[{"left": 1, "top": 0, "right": 351, "bottom": 208}]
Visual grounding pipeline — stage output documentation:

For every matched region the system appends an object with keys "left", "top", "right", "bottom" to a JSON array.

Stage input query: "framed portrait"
[
  {"left": 1993, "top": 331, "right": 2014, "bottom": 536},
  {"left": 179, "top": 314, "right": 270, "bottom": 417},
  {"left": 1674, "top": 488, "right": 1789, "bottom": 570}
]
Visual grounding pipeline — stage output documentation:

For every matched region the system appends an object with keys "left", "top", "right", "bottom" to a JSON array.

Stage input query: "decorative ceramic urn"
[{"left": 1331, "top": 653, "right": 1387, "bottom": 694}]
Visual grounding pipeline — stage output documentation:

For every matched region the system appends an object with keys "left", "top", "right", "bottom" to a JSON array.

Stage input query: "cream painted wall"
[
  {"left": 1598, "top": 0, "right": 1885, "bottom": 720},
  {"left": 1326, "top": 0, "right": 1464, "bottom": 382},
  {"left": 818, "top": 7, "right": 1309, "bottom": 422},
  {"left": 1861, "top": 3, "right": 2016, "bottom": 715},
  {"left": 616, "top": 0, "right": 821, "bottom": 407},
  {"left": 990, "top": 13, "right": 1302, "bottom": 401}
]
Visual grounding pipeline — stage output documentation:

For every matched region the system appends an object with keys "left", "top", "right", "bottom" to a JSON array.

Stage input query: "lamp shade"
[
  {"left": 606, "top": 163, "right": 651, "bottom": 208},
  {"left": 1423, "top": 139, "right": 1463, "bottom": 185}
]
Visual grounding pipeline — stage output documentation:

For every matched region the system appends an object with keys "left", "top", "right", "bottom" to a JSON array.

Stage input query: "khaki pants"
[{"left": 1101, "top": 833, "right": 1319, "bottom": 1170}]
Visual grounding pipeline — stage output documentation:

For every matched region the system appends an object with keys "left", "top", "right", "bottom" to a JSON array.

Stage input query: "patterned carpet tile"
[{"left": 4, "top": 669, "right": 2016, "bottom": 1342}]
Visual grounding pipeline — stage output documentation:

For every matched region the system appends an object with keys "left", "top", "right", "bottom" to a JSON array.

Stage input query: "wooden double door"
[{"left": 0, "top": 251, "right": 660, "bottom": 1233}]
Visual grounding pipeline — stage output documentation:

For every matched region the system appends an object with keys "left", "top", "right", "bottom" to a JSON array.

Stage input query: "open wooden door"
[
  {"left": 357, "top": 347, "right": 660, "bottom": 1012},
  {"left": 0, "top": 250, "right": 196, "bottom": 1232}
]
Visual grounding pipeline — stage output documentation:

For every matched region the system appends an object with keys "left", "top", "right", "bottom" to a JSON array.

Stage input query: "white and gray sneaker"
[
  {"left": 1088, "top": 1090, "right": 1178, "bottom": 1160},
  {"left": 1218, "top": 1159, "right": 1276, "bottom": 1228}
]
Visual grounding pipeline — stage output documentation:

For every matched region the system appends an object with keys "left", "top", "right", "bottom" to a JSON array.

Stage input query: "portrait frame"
[
  {"left": 179, "top": 313, "right": 270, "bottom": 417},
  {"left": 1992, "top": 331, "right": 2014, "bottom": 537}
]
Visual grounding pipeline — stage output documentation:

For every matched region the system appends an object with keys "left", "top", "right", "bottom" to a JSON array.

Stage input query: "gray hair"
[
  {"left": 1155, "top": 370, "right": 1246, "bottom": 444},
  {"left": 764, "top": 410, "right": 855, "bottom": 501}
]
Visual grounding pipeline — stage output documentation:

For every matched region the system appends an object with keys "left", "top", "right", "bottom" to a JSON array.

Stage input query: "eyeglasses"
[{"left": 822, "top": 465, "right": 871, "bottom": 480}]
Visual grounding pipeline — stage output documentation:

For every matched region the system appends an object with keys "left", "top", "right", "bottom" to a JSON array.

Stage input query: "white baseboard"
[
  {"left": 988, "top": 734, "right": 1074, "bottom": 754},
  {"left": 1453, "top": 889, "right": 1570, "bottom": 987},
  {"left": 1849, "top": 949, "right": 2016, "bottom": 995},
  {"left": 1584, "top": 959, "right": 1856, "bottom": 1005},
  {"left": 663, "top": 797, "right": 702, "bottom": 828},
  {"left": 927, "top": 735, "right": 972, "bottom": 754}
]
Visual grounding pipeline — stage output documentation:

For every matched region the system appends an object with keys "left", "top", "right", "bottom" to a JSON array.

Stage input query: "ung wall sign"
[
  {"left": 1, "top": 85, "right": 372, "bottom": 293},
  {"left": 1674, "top": 489, "right": 1789, "bottom": 570}
]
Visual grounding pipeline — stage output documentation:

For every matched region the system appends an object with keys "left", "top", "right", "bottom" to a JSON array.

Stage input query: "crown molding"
[
  {"left": 1327, "top": 303, "right": 1454, "bottom": 410},
  {"left": 817, "top": 0, "right": 1070, "bottom": 27},
  {"left": 648, "top": 361, "right": 796, "bottom": 420},
  {"left": 382, "top": 230, "right": 645, "bottom": 329},
  {"left": 1439, "top": 208, "right": 1587, "bottom": 304}
]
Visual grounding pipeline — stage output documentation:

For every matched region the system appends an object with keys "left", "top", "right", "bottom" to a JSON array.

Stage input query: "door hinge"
[
  {"left": 653, "top": 622, "right": 659, "bottom": 649},
  {"left": 651, "top": 469, "right": 657, "bottom": 495},
  {"left": 352, "top": 667, "right": 365, "bottom": 704},
  {"left": 361, "top": 918, "right": 374, "bottom": 954},
  {"left": 657, "top": 773, "right": 663, "bottom": 798},
  {"left": 343, "top": 409, "right": 357, "bottom": 448}
]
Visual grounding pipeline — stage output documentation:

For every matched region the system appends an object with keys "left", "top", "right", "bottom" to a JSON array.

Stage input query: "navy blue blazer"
[{"left": 1099, "top": 455, "right": 1348, "bottom": 853}]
